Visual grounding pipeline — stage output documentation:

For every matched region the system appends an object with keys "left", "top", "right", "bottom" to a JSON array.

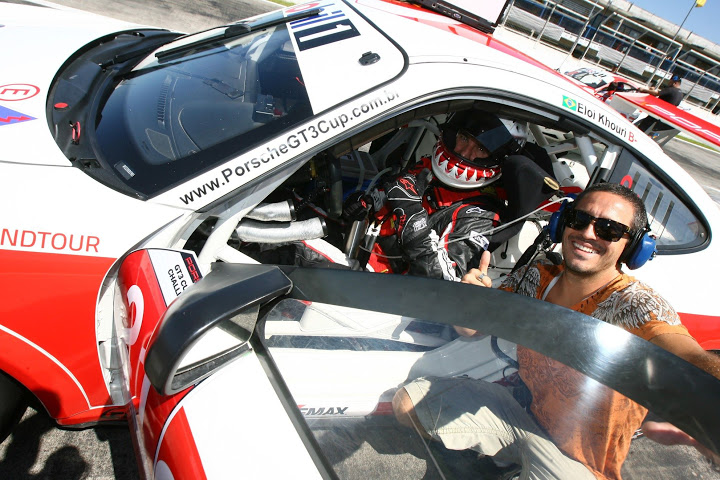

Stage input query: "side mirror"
[{"left": 145, "top": 263, "right": 292, "bottom": 395}]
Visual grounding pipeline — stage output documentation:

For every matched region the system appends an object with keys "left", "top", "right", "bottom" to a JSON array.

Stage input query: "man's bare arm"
[
  {"left": 638, "top": 85, "right": 660, "bottom": 96},
  {"left": 644, "top": 333, "right": 720, "bottom": 465},
  {"left": 650, "top": 333, "right": 720, "bottom": 379}
]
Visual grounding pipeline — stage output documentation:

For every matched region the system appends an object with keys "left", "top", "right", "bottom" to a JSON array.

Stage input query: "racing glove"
[
  {"left": 343, "top": 191, "right": 373, "bottom": 222},
  {"left": 386, "top": 169, "right": 432, "bottom": 247}
]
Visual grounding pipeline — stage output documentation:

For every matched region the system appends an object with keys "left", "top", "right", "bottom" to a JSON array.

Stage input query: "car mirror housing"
[{"left": 144, "top": 263, "right": 293, "bottom": 395}]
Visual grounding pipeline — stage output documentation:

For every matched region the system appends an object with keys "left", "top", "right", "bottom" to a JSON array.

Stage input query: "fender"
[
  {"left": 681, "top": 312, "right": 720, "bottom": 351},
  {"left": 0, "top": 249, "right": 116, "bottom": 423},
  {"left": 154, "top": 406, "right": 206, "bottom": 480},
  {"left": 0, "top": 327, "right": 121, "bottom": 423},
  {"left": 148, "top": 353, "right": 321, "bottom": 480},
  {"left": 115, "top": 249, "right": 204, "bottom": 460}
]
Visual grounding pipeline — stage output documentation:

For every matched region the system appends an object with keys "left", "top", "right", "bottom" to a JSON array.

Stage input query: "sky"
[{"left": 626, "top": 0, "right": 720, "bottom": 46}]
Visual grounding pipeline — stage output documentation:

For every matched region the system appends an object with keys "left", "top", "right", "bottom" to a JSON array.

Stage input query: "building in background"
[{"left": 499, "top": 0, "right": 720, "bottom": 114}]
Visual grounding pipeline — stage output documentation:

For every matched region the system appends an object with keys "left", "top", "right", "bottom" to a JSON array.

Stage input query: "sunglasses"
[{"left": 565, "top": 209, "right": 631, "bottom": 242}]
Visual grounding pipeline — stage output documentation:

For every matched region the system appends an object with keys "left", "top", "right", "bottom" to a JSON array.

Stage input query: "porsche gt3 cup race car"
[
  {"left": 564, "top": 66, "right": 642, "bottom": 99},
  {"left": 2, "top": 0, "right": 720, "bottom": 478}
]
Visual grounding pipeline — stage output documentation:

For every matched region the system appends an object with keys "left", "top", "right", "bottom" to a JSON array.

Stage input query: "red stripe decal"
[{"left": 156, "top": 407, "right": 207, "bottom": 479}]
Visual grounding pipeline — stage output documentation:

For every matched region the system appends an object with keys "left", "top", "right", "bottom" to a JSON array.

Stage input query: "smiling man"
[{"left": 393, "top": 182, "right": 720, "bottom": 479}]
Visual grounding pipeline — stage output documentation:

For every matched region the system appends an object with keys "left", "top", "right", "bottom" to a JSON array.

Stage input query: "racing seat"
[{"left": 490, "top": 152, "right": 559, "bottom": 246}]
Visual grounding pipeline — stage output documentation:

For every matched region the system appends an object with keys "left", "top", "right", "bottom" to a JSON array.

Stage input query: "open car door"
[{"left": 113, "top": 249, "right": 720, "bottom": 479}]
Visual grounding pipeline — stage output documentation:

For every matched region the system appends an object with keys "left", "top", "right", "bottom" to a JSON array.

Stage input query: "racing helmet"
[
  {"left": 431, "top": 110, "right": 520, "bottom": 190},
  {"left": 501, "top": 119, "right": 528, "bottom": 147}
]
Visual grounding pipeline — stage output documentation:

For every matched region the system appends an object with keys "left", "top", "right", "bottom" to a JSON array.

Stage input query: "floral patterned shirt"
[{"left": 500, "top": 261, "right": 690, "bottom": 480}]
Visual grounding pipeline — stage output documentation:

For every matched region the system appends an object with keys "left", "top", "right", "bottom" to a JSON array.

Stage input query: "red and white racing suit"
[{"left": 366, "top": 157, "right": 504, "bottom": 281}]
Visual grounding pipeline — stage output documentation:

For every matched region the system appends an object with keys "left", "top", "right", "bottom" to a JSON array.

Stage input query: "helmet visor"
[{"left": 473, "top": 124, "right": 515, "bottom": 158}]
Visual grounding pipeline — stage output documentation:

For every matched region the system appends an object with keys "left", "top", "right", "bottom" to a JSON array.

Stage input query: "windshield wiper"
[
  {"left": 101, "top": 37, "right": 180, "bottom": 69},
  {"left": 155, "top": 8, "right": 321, "bottom": 62}
]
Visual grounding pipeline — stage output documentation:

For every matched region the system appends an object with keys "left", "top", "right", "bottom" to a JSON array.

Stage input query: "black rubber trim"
[
  {"left": 145, "top": 263, "right": 292, "bottom": 394},
  {"left": 252, "top": 326, "right": 339, "bottom": 480},
  {"left": 156, "top": 8, "right": 322, "bottom": 61}
]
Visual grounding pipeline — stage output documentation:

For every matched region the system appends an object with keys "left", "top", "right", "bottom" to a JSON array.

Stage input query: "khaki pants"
[{"left": 403, "top": 376, "right": 596, "bottom": 480}]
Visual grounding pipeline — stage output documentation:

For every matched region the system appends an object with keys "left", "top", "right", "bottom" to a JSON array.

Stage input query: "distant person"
[
  {"left": 640, "top": 74, "right": 683, "bottom": 106},
  {"left": 597, "top": 81, "right": 618, "bottom": 102},
  {"left": 636, "top": 75, "right": 684, "bottom": 134}
]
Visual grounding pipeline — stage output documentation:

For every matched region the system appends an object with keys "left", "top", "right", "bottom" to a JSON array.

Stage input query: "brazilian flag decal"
[{"left": 562, "top": 96, "right": 577, "bottom": 111}]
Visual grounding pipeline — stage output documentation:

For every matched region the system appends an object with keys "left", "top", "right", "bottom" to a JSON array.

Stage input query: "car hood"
[{"left": 0, "top": 3, "right": 152, "bottom": 166}]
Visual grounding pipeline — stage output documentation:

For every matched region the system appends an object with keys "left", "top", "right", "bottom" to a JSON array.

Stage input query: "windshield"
[
  {"left": 92, "top": 0, "right": 406, "bottom": 199},
  {"left": 567, "top": 69, "right": 608, "bottom": 89},
  {"left": 95, "top": 23, "right": 312, "bottom": 197}
]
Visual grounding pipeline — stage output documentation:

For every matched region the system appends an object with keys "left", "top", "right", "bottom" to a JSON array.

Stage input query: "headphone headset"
[{"left": 547, "top": 197, "right": 656, "bottom": 270}]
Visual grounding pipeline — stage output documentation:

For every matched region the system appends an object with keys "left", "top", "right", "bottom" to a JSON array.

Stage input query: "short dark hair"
[{"left": 573, "top": 182, "right": 648, "bottom": 233}]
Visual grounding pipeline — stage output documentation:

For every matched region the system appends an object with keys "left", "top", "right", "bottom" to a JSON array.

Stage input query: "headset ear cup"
[
  {"left": 548, "top": 209, "right": 564, "bottom": 243},
  {"left": 624, "top": 231, "right": 657, "bottom": 270},
  {"left": 548, "top": 196, "right": 575, "bottom": 243}
]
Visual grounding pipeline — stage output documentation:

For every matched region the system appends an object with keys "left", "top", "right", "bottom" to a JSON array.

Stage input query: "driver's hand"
[
  {"left": 386, "top": 169, "right": 432, "bottom": 247},
  {"left": 456, "top": 250, "right": 492, "bottom": 337},
  {"left": 462, "top": 250, "right": 492, "bottom": 288},
  {"left": 343, "top": 191, "right": 373, "bottom": 221}
]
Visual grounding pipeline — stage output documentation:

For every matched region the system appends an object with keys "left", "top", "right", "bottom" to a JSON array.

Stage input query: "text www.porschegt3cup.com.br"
[{"left": 180, "top": 89, "right": 400, "bottom": 205}]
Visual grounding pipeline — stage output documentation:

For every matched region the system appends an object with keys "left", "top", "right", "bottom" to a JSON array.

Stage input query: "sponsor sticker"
[
  {"left": 0, "top": 84, "right": 40, "bottom": 101},
  {"left": 468, "top": 231, "right": 489, "bottom": 250},
  {"left": 176, "top": 88, "right": 400, "bottom": 205},
  {"left": 148, "top": 249, "right": 203, "bottom": 306},
  {"left": 0, "top": 105, "right": 35, "bottom": 126},
  {"left": 0, "top": 228, "right": 99, "bottom": 253},
  {"left": 562, "top": 96, "right": 577, "bottom": 111},
  {"left": 298, "top": 405, "right": 349, "bottom": 416},
  {"left": 561, "top": 96, "right": 638, "bottom": 143}
]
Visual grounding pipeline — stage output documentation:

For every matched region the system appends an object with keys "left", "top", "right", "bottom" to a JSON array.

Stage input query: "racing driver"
[{"left": 360, "top": 108, "right": 557, "bottom": 280}]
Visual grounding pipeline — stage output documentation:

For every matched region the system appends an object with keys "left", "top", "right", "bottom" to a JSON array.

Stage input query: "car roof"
[
  {"left": 147, "top": 0, "right": 660, "bottom": 208},
  {"left": 363, "top": 0, "right": 563, "bottom": 76}
]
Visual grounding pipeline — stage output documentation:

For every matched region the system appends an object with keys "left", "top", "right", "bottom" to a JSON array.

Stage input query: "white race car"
[
  {"left": 1, "top": 0, "right": 719, "bottom": 478},
  {"left": 564, "top": 67, "right": 642, "bottom": 95}
]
